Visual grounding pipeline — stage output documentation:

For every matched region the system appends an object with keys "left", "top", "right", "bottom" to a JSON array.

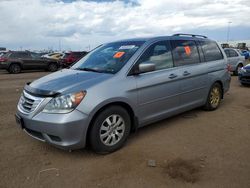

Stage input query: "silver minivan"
[{"left": 16, "top": 34, "right": 231, "bottom": 153}]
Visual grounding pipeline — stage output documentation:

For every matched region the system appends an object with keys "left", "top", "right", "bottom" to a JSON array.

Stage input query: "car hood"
[{"left": 29, "top": 69, "right": 112, "bottom": 94}]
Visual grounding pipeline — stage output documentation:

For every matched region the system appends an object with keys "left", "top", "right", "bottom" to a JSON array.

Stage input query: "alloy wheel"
[{"left": 99, "top": 114, "right": 125, "bottom": 146}]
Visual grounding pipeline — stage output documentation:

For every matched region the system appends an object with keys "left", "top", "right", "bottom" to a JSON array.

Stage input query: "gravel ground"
[{"left": 0, "top": 69, "right": 249, "bottom": 188}]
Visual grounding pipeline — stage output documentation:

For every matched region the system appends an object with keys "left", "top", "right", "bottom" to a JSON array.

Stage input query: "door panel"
[
  {"left": 136, "top": 68, "right": 181, "bottom": 125},
  {"left": 134, "top": 40, "right": 182, "bottom": 125},
  {"left": 28, "top": 53, "right": 47, "bottom": 69},
  {"left": 178, "top": 64, "right": 208, "bottom": 108},
  {"left": 170, "top": 39, "right": 208, "bottom": 108}
]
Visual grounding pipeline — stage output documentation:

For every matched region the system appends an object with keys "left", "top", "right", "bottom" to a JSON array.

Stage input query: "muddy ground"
[{"left": 0, "top": 69, "right": 249, "bottom": 188}]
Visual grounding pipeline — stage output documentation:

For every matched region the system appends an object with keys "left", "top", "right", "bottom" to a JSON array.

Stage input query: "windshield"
[{"left": 71, "top": 41, "right": 145, "bottom": 74}]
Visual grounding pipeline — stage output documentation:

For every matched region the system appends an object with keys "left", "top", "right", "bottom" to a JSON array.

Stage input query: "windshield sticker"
[
  {"left": 184, "top": 46, "right": 191, "bottom": 56},
  {"left": 119, "top": 45, "right": 136, "bottom": 50},
  {"left": 113, "top": 51, "right": 125, "bottom": 58}
]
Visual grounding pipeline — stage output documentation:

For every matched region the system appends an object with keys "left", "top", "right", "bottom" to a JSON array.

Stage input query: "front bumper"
[
  {"left": 238, "top": 72, "right": 250, "bottom": 84},
  {"left": 0, "top": 62, "right": 8, "bottom": 69},
  {"left": 16, "top": 109, "right": 90, "bottom": 150}
]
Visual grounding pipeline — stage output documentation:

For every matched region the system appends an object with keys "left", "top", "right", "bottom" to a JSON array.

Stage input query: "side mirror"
[{"left": 138, "top": 63, "right": 155, "bottom": 74}]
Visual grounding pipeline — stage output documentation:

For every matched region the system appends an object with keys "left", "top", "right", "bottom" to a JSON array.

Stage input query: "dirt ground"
[{"left": 0, "top": 69, "right": 249, "bottom": 188}]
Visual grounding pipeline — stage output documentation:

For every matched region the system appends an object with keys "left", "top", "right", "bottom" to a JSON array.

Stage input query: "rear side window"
[
  {"left": 224, "top": 49, "right": 230, "bottom": 58},
  {"left": 171, "top": 40, "right": 200, "bottom": 66},
  {"left": 224, "top": 49, "right": 238, "bottom": 58},
  {"left": 200, "top": 40, "right": 223, "bottom": 62},
  {"left": 137, "top": 41, "right": 174, "bottom": 71},
  {"left": 10, "top": 52, "right": 30, "bottom": 58},
  {"left": 229, "top": 49, "right": 238, "bottom": 57}
]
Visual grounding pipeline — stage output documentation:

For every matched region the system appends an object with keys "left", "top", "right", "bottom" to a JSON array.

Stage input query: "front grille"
[{"left": 18, "top": 91, "right": 44, "bottom": 114}]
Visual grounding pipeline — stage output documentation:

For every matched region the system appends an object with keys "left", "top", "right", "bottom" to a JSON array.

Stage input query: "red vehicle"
[{"left": 60, "top": 51, "right": 88, "bottom": 67}]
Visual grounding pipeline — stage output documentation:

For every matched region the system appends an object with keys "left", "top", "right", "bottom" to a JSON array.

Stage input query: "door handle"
[
  {"left": 169, "top": 73, "right": 178, "bottom": 79},
  {"left": 183, "top": 71, "right": 191, "bottom": 76}
]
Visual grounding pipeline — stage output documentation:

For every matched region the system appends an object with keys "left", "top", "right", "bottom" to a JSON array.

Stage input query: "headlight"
[
  {"left": 43, "top": 91, "right": 86, "bottom": 113},
  {"left": 240, "top": 67, "right": 246, "bottom": 73}
]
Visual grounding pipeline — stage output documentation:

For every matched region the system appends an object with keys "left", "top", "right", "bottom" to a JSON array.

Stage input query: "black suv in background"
[{"left": 0, "top": 51, "right": 59, "bottom": 74}]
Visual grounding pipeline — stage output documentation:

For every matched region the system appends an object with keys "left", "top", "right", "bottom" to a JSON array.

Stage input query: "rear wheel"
[
  {"left": 8, "top": 64, "right": 21, "bottom": 74},
  {"left": 48, "top": 63, "right": 58, "bottom": 72},
  {"left": 204, "top": 83, "right": 222, "bottom": 111},
  {"left": 234, "top": 64, "right": 243, "bottom": 76},
  {"left": 89, "top": 106, "right": 131, "bottom": 154}
]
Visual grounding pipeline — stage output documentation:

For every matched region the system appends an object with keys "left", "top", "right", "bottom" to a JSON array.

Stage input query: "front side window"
[
  {"left": 200, "top": 40, "right": 223, "bottom": 62},
  {"left": 71, "top": 41, "right": 145, "bottom": 74},
  {"left": 171, "top": 40, "right": 200, "bottom": 66},
  {"left": 31, "top": 53, "right": 41, "bottom": 59},
  {"left": 137, "top": 41, "right": 173, "bottom": 72}
]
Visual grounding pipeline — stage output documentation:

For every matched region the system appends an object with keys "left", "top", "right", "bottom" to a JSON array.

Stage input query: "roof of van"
[{"left": 115, "top": 34, "right": 212, "bottom": 43}]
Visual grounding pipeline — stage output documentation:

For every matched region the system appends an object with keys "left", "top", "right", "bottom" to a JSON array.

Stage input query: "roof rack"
[{"left": 172, "top": 33, "right": 207, "bottom": 39}]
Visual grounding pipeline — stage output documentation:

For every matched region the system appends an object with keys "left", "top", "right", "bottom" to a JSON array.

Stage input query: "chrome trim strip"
[
  {"left": 23, "top": 129, "right": 46, "bottom": 142},
  {"left": 18, "top": 91, "right": 45, "bottom": 115}
]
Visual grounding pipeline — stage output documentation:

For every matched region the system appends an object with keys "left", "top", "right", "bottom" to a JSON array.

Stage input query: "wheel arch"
[
  {"left": 85, "top": 101, "right": 138, "bottom": 146},
  {"left": 213, "top": 80, "right": 224, "bottom": 99},
  {"left": 7, "top": 61, "right": 23, "bottom": 69},
  {"left": 48, "top": 61, "right": 58, "bottom": 66},
  {"left": 237, "top": 62, "right": 244, "bottom": 68}
]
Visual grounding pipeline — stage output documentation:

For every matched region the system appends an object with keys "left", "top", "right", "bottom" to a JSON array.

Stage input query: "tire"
[
  {"left": 234, "top": 64, "right": 243, "bottom": 76},
  {"left": 204, "top": 82, "right": 222, "bottom": 111},
  {"left": 89, "top": 106, "right": 131, "bottom": 154},
  {"left": 8, "top": 63, "right": 21, "bottom": 74},
  {"left": 48, "top": 63, "right": 58, "bottom": 72},
  {"left": 241, "top": 82, "right": 249, "bottom": 87}
]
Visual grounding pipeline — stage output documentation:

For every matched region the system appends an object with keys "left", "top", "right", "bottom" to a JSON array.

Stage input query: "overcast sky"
[{"left": 0, "top": 0, "right": 249, "bottom": 51}]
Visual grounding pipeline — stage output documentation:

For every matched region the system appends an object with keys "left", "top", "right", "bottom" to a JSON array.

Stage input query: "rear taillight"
[
  {"left": 0, "top": 58, "right": 8, "bottom": 62},
  {"left": 227, "top": 64, "right": 232, "bottom": 72}
]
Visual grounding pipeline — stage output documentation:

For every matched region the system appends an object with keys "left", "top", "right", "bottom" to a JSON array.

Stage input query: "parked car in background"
[
  {"left": 42, "top": 52, "right": 64, "bottom": 60},
  {"left": 16, "top": 34, "right": 231, "bottom": 153},
  {"left": 0, "top": 52, "right": 7, "bottom": 57},
  {"left": 238, "top": 64, "right": 250, "bottom": 86},
  {"left": 224, "top": 48, "right": 246, "bottom": 75},
  {"left": 241, "top": 50, "right": 250, "bottom": 59},
  {"left": 60, "top": 51, "right": 88, "bottom": 67},
  {"left": 0, "top": 51, "right": 59, "bottom": 73},
  {"left": 221, "top": 43, "right": 229, "bottom": 48}
]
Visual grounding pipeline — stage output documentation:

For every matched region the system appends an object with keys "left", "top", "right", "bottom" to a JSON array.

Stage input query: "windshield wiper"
[{"left": 75, "top": 67, "right": 103, "bottom": 73}]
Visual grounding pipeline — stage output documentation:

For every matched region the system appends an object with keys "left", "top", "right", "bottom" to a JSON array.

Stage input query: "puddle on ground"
[{"left": 165, "top": 158, "right": 205, "bottom": 183}]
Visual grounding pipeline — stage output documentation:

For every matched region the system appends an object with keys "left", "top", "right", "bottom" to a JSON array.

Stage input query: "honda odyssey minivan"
[{"left": 16, "top": 34, "right": 231, "bottom": 153}]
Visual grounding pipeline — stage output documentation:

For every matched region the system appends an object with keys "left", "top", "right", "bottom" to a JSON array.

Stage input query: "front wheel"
[
  {"left": 89, "top": 106, "right": 131, "bottom": 154},
  {"left": 48, "top": 63, "right": 58, "bottom": 72},
  {"left": 204, "top": 83, "right": 222, "bottom": 111},
  {"left": 8, "top": 64, "right": 21, "bottom": 74}
]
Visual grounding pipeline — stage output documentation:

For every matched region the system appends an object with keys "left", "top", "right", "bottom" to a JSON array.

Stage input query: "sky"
[{"left": 0, "top": 0, "right": 249, "bottom": 51}]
